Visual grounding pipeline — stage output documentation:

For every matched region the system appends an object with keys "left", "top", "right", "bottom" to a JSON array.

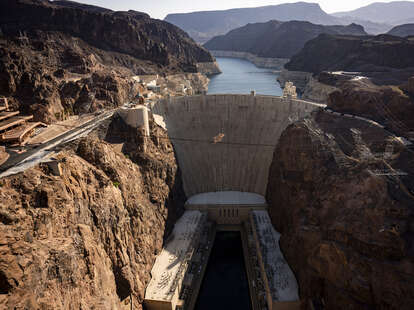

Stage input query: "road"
[{"left": 0, "top": 110, "right": 115, "bottom": 178}]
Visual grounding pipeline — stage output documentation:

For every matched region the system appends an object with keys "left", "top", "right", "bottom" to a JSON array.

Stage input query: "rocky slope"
[
  {"left": 328, "top": 78, "right": 414, "bottom": 137},
  {"left": 204, "top": 21, "right": 366, "bottom": 59},
  {"left": 0, "top": 0, "right": 219, "bottom": 123},
  {"left": 165, "top": 2, "right": 342, "bottom": 43},
  {"left": 1, "top": 0, "right": 215, "bottom": 71},
  {"left": 285, "top": 34, "right": 414, "bottom": 75},
  {"left": 0, "top": 33, "right": 141, "bottom": 123},
  {"left": 267, "top": 110, "right": 414, "bottom": 310},
  {"left": 0, "top": 115, "right": 186, "bottom": 309},
  {"left": 388, "top": 23, "right": 414, "bottom": 37}
]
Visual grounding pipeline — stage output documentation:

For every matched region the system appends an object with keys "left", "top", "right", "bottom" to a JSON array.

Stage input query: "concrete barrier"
[
  {"left": 152, "top": 95, "right": 323, "bottom": 197},
  {"left": 118, "top": 106, "right": 150, "bottom": 136}
]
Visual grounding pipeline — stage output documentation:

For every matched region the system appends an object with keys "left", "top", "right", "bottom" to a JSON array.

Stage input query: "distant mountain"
[
  {"left": 285, "top": 33, "right": 414, "bottom": 74},
  {"left": 334, "top": 16, "right": 393, "bottom": 34},
  {"left": 332, "top": 1, "right": 414, "bottom": 25},
  {"left": 388, "top": 23, "right": 414, "bottom": 36},
  {"left": 204, "top": 21, "right": 367, "bottom": 59},
  {"left": 165, "top": 2, "right": 341, "bottom": 43},
  {"left": 395, "top": 17, "right": 414, "bottom": 24}
]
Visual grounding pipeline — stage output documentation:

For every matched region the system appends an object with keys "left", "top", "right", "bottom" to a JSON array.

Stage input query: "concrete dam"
[
  {"left": 152, "top": 94, "right": 324, "bottom": 197},
  {"left": 138, "top": 94, "right": 324, "bottom": 310}
]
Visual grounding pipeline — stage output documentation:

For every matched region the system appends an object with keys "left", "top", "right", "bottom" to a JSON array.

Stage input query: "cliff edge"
[
  {"left": 267, "top": 111, "right": 414, "bottom": 309},
  {"left": 0, "top": 116, "right": 186, "bottom": 309}
]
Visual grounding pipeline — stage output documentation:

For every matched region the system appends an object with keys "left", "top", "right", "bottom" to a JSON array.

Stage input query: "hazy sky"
[{"left": 69, "top": 1, "right": 405, "bottom": 19}]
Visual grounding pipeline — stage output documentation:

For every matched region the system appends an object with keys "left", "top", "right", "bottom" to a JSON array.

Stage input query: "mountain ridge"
[
  {"left": 204, "top": 20, "right": 367, "bottom": 59},
  {"left": 285, "top": 33, "right": 414, "bottom": 76},
  {"left": 165, "top": 2, "right": 342, "bottom": 43},
  {"left": 332, "top": 1, "right": 414, "bottom": 25},
  {"left": 1, "top": 0, "right": 215, "bottom": 71},
  {"left": 387, "top": 23, "right": 414, "bottom": 36}
]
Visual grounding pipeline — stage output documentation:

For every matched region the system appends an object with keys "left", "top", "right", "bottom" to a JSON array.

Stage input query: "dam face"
[
  {"left": 147, "top": 94, "right": 321, "bottom": 310},
  {"left": 152, "top": 94, "right": 323, "bottom": 197}
]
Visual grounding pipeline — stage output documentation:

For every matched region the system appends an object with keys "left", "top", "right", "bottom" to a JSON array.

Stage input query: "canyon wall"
[
  {"left": 0, "top": 0, "right": 220, "bottom": 123},
  {"left": 0, "top": 0, "right": 216, "bottom": 71},
  {"left": 152, "top": 94, "right": 323, "bottom": 197},
  {"left": 196, "top": 62, "right": 222, "bottom": 75},
  {"left": 328, "top": 79, "right": 414, "bottom": 137},
  {"left": 0, "top": 116, "right": 186, "bottom": 309},
  {"left": 211, "top": 51, "right": 289, "bottom": 70},
  {"left": 278, "top": 70, "right": 338, "bottom": 103},
  {"left": 267, "top": 110, "right": 414, "bottom": 309}
]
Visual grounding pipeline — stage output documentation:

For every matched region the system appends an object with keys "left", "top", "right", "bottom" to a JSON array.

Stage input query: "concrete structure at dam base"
[
  {"left": 144, "top": 195, "right": 301, "bottom": 310},
  {"left": 186, "top": 191, "right": 267, "bottom": 226}
]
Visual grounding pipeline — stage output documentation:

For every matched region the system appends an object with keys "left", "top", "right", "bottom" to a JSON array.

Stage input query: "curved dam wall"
[{"left": 152, "top": 94, "right": 323, "bottom": 197}]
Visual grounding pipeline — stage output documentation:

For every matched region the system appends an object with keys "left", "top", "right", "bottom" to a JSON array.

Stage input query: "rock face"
[
  {"left": 0, "top": 0, "right": 215, "bottom": 71},
  {"left": 286, "top": 34, "right": 414, "bottom": 75},
  {"left": 0, "top": 33, "right": 141, "bottom": 123},
  {"left": 0, "top": 116, "right": 186, "bottom": 309},
  {"left": 328, "top": 79, "right": 414, "bottom": 137},
  {"left": 165, "top": 2, "right": 342, "bottom": 43},
  {"left": 0, "top": 0, "right": 219, "bottom": 123},
  {"left": 277, "top": 69, "right": 338, "bottom": 103},
  {"left": 267, "top": 111, "right": 414, "bottom": 310},
  {"left": 204, "top": 21, "right": 366, "bottom": 59},
  {"left": 387, "top": 23, "right": 414, "bottom": 37}
]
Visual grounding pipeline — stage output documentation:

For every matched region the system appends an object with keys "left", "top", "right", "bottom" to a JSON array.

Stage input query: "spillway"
[{"left": 152, "top": 94, "right": 324, "bottom": 197}]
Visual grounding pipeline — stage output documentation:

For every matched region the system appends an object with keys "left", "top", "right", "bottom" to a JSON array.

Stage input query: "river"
[
  {"left": 207, "top": 57, "right": 283, "bottom": 96},
  {"left": 194, "top": 232, "right": 252, "bottom": 310}
]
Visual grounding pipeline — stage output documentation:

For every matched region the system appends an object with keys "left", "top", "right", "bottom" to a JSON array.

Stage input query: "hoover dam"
[
  {"left": 152, "top": 94, "right": 324, "bottom": 197},
  {"left": 141, "top": 93, "right": 325, "bottom": 310}
]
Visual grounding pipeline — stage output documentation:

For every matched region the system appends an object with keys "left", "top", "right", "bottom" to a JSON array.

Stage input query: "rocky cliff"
[
  {"left": 267, "top": 110, "right": 414, "bottom": 310},
  {"left": 0, "top": 0, "right": 215, "bottom": 70},
  {"left": 277, "top": 69, "right": 338, "bottom": 103},
  {"left": 0, "top": 0, "right": 219, "bottom": 123},
  {"left": 285, "top": 34, "right": 414, "bottom": 75},
  {"left": 328, "top": 78, "right": 414, "bottom": 137},
  {"left": 0, "top": 33, "right": 140, "bottom": 123},
  {"left": 204, "top": 21, "right": 366, "bottom": 59},
  {"left": 0, "top": 116, "right": 186, "bottom": 309}
]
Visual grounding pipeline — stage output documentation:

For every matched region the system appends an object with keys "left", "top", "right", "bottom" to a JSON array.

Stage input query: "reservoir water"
[
  {"left": 208, "top": 57, "right": 283, "bottom": 96},
  {"left": 195, "top": 232, "right": 252, "bottom": 310}
]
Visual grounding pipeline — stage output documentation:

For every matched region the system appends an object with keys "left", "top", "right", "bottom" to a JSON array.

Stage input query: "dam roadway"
[{"left": 152, "top": 94, "right": 325, "bottom": 197}]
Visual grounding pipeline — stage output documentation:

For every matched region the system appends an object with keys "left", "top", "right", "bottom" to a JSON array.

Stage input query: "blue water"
[{"left": 208, "top": 57, "right": 283, "bottom": 96}]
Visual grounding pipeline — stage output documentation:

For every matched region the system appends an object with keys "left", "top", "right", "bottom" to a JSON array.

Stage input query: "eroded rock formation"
[
  {"left": 267, "top": 111, "right": 414, "bottom": 309},
  {"left": 0, "top": 116, "right": 186, "bottom": 309},
  {"left": 328, "top": 79, "right": 414, "bottom": 137},
  {"left": 0, "top": 0, "right": 219, "bottom": 123}
]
